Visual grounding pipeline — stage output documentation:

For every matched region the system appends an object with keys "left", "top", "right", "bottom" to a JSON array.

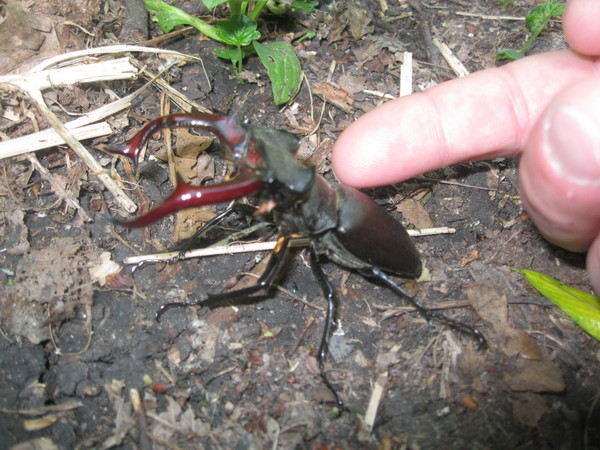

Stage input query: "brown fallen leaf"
[
  {"left": 467, "top": 285, "right": 508, "bottom": 330},
  {"left": 467, "top": 285, "right": 564, "bottom": 394},
  {"left": 173, "top": 129, "right": 213, "bottom": 159},
  {"left": 247, "top": 349, "right": 264, "bottom": 366},
  {"left": 337, "top": 73, "right": 368, "bottom": 95},
  {"left": 305, "top": 138, "right": 332, "bottom": 173},
  {"left": 460, "top": 249, "right": 479, "bottom": 267},
  {"left": 172, "top": 131, "right": 217, "bottom": 242},
  {"left": 503, "top": 359, "right": 565, "bottom": 393},
  {"left": 459, "top": 394, "right": 479, "bottom": 410},
  {"left": 312, "top": 82, "right": 354, "bottom": 113},
  {"left": 502, "top": 328, "right": 543, "bottom": 360},
  {"left": 396, "top": 198, "right": 434, "bottom": 229},
  {"left": 104, "top": 273, "right": 135, "bottom": 289},
  {"left": 511, "top": 393, "right": 548, "bottom": 427},
  {"left": 328, "top": 2, "right": 373, "bottom": 41},
  {"left": 23, "top": 414, "right": 58, "bottom": 431}
]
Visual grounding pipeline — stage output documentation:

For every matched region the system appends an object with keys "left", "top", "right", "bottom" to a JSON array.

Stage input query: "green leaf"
[
  {"left": 202, "top": 0, "right": 250, "bottom": 13},
  {"left": 141, "top": 0, "right": 221, "bottom": 41},
  {"left": 496, "top": 49, "right": 523, "bottom": 61},
  {"left": 253, "top": 40, "right": 302, "bottom": 105},
  {"left": 201, "top": 0, "right": 230, "bottom": 8},
  {"left": 293, "top": 29, "right": 316, "bottom": 45},
  {"left": 291, "top": 1, "right": 319, "bottom": 14},
  {"left": 514, "top": 268, "right": 600, "bottom": 340},
  {"left": 215, "top": 15, "right": 261, "bottom": 46},
  {"left": 213, "top": 46, "right": 242, "bottom": 64},
  {"left": 526, "top": 1, "right": 565, "bottom": 35},
  {"left": 213, "top": 45, "right": 255, "bottom": 72}
]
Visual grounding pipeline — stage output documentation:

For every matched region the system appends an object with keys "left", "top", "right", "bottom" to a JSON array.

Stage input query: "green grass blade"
[{"left": 514, "top": 268, "right": 600, "bottom": 340}]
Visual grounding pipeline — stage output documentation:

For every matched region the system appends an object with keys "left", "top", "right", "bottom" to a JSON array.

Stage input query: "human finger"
[
  {"left": 332, "top": 51, "right": 598, "bottom": 188},
  {"left": 563, "top": 0, "right": 600, "bottom": 55},
  {"left": 518, "top": 77, "right": 600, "bottom": 253}
]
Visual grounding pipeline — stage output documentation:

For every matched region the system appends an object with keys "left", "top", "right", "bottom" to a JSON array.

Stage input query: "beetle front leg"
[
  {"left": 309, "top": 248, "right": 345, "bottom": 415},
  {"left": 367, "top": 268, "right": 487, "bottom": 349},
  {"left": 156, "top": 235, "right": 293, "bottom": 319}
]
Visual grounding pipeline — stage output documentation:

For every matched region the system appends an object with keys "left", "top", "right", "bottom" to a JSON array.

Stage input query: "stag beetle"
[{"left": 110, "top": 114, "right": 485, "bottom": 413}]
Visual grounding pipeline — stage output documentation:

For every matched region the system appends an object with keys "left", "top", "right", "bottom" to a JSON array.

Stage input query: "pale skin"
[{"left": 332, "top": 0, "right": 600, "bottom": 293}]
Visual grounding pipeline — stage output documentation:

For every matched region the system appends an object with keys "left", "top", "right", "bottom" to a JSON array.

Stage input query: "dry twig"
[{"left": 0, "top": 45, "right": 203, "bottom": 214}]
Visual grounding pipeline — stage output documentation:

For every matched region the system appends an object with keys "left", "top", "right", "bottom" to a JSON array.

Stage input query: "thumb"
[{"left": 518, "top": 77, "right": 600, "bottom": 292}]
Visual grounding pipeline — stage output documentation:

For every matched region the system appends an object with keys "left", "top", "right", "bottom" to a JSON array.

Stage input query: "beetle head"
[{"left": 108, "top": 114, "right": 316, "bottom": 227}]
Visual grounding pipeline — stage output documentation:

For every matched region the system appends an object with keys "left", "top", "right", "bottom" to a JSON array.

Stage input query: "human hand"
[{"left": 332, "top": 0, "right": 600, "bottom": 293}]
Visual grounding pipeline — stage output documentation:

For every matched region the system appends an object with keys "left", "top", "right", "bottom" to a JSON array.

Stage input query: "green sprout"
[
  {"left": 497, "top": 1, "right": 565, "bottom": 61},
  {"left": 497, "top": 0, "right": 514, "bottom": 9},
  {"left": 141, "top": 0, "right": 318, "bottom": 105}
]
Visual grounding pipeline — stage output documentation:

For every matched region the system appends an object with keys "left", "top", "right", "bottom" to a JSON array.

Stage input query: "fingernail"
[{"left": 543, "top": 105, "right": 600, "bottom": 186}]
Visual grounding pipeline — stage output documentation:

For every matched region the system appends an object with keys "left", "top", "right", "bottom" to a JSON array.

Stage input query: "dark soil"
[{"left": 1, "top": 0, "right": 599, "bottom": 448}]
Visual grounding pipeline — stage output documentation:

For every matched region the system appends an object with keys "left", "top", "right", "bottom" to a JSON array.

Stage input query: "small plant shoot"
[
  {"left": 497, "top": 1, "right": 565, "bottom": 61},
  {"left": 141, "top": 0, "right": 318, "bottom": 104}
]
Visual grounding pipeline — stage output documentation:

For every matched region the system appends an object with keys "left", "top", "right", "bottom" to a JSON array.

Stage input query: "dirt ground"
[{"left": 1, "top": 0, "right": 598, "bottom": 448}]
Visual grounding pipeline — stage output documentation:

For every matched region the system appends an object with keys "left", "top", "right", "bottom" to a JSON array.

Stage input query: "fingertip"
[
  {"left": 332, "top": 96, "right": 446, "bottom": 188},
  {"left": 331, "top": 121, "right": 370, "bottom": 186},
  {"left": 331, "top": 111, "right": 387, "bottom": 186},
  {"left": 564, "top": 0, "right": 600, "bottom": 55},
  {"left": 519, "top": 77, "right": 600, "bottom": 251}
]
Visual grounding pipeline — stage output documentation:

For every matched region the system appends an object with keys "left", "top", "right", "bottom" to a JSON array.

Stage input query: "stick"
[{"left": 121, "top": 227, "right": 456, "bottom": 265}]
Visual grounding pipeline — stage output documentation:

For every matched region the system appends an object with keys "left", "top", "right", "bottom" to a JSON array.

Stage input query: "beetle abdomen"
[{"left": 332, "top": 184, "right": 422, "bottom": 278}]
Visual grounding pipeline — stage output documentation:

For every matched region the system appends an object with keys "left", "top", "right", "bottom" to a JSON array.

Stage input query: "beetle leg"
[
  {"left": 109, "top": 114, "right": 247, "bottom": 165},
  {"left": 131, "top": 204, "right": 256, "bottom": 273},
  {"left": 309, "top": 248, "right": 345, "bottom": 415},
  {"left": 177, "top": 203, "right": 258, "bottom": 253},
  {"left": 368, "top": 268, "right": 487, "bottom": 349},
  {"left": 156, "top": 235, "right": 293, "bottom": 319}
]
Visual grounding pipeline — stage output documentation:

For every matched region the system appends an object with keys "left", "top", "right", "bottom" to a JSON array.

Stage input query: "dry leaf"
[
  {"left": 305, "top": 138, "right": 332, "bottom": 173},
  {"left": 174, "top": 129, "right": 213, "bottom": 159},
  {"left": 503, "top": 359, "right": 565, "bottom": 393},
  {"left": 88, "top": 251, "right": 122, "bottom": 286},
  {"left": 5, "top": 208, "right": 30, "bottom": 255},
  {"left": 104, "top": 272, "right": 135, "bottom": 289},
  {"left": 459, "top": 394, "right": 479, "bottom": 410},
  {"left": 467, "top": 285, "right": 565, "bottom": 393},
  {"left": 502, "top": 328, "right": 543, "bottom": 360},
  {"left": 396, "top": 198, "right": 434, "bottom": 229},
  {"left": 2, "top": 237, "right": 97, "bottom": 343},
  {"left": 313, "top": 82, "right": 354, "bottom": 113},
  {"left": 23, "top": 415, "right": 58, "bottom": 431},
  {"left": 9, "top": 437, "right": 59, "bottom": 450},
  {"left": 460, "top": 249, "right": 479, "bottom": 267},
  {"left": 511, "top": 393, "right": 548, "bottom": 427},
  {"left": 337, "top": 73, "right": 368, "bottom": 95},
  {"left": 170, "top": 130, "right": 217, "bottom": 241},
  {"left": 467, "top": 285, "right": 508, "bottom": 329},
  {"left": 173, "top": 206, "right": 216, "bottom": 242},
  {"left": 329, "top": 3, "right": 373, "bottom": 41}
]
